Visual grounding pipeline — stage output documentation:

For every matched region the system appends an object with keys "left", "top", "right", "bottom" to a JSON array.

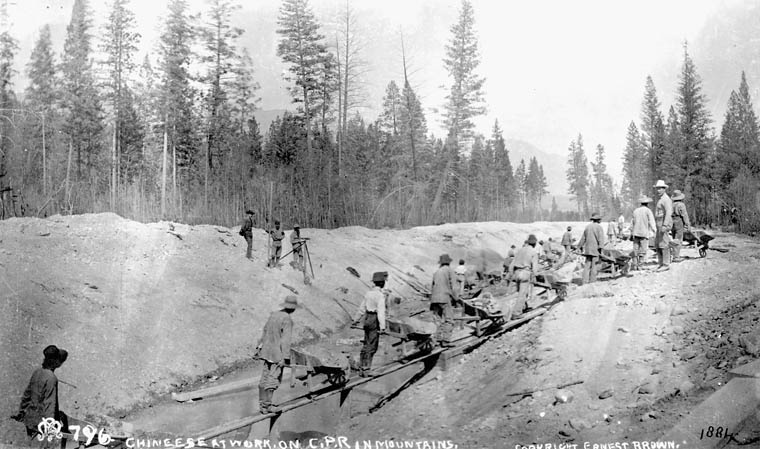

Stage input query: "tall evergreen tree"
[
  {"left": 566, "top": 134, "right": 590, "bottom": 216},
  {"left": 717, "top": 71, "right": 759, "bottom": 185},
  {"left": 661, "top": 105, "right": 683, "bottom": 186},
  {"left": 398, "top": 80, "right": 427, "bottom": 182},
  {"left": 442, "top": 0, "right": 485, "bottom": 144},
  {"left": 25, "top": 25, "right": 56, "bottom": 110},
  {"left": 157, "top": 0, "right": 197, "bottom": 215},
  {"left": 101, "top": 0, "right": 140, "bottom": 205},
  {"left": 379, "top": 81, "right": 400, "bottom": 136},
  {"left": 590, "top": 144, "right": 613, "bottom": 214},
  {"left": 60, "top": 0, "right": 104, "bottom": 180},
  {"left": 675, "top": 44, "right": 714, "bottom": 222},
  {"left": 515, "top": 158, "right": 527, "bottom": 212},
  {"left": 621, "top": 121, "right": 647, "bottom": 209},
  {"left": 640, "top": 75, "right": 664, "bottom": 189},
  {"left": 490, "top": 120, "right": 516, "bottom": 209},
  {"left": 276, "top": 0, "right": 331, "bottom": 153},
  {"left": 0, "top": 24, "right": 17, "bottom": 189}
]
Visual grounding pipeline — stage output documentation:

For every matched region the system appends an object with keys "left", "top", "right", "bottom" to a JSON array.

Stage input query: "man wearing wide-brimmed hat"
[
  {"left": 509, "top": 234, "right": 540, "bottom": 316},
  {"left": 240, "top": 209, "right": 255, "bottom": 259},
  {"left": 653, "top": 180, "right": 673, "bottom": 271},
  {"left": 670, "top": 190, "right": 691, "bottom": 262},
  {"left": 631, "top": 195, "right": 656, "bottom": 270},
  {"left": 430, "top": 254, "right": 458, "bottom": 323},
  {"left": 577, "top": 212, "right": 606, "bottom": 284},
  {"left": 354, "top": 271, "right": 388, "bottom": 377},
  {"left": 13, "top": 345, "right": 70, "bottom": 443},
  {"left": 255, "top": 295, "right": 299, "bottom": 414}
]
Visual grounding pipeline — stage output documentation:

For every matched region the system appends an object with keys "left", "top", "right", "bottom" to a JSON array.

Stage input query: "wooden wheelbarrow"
[
  {"left": 453, "top": 298, "right": 507, "bottom": 337},
  {"left": 289, "top": 348, "right": 350, "bottom": 393},
  {"left": 385, "top": 317, "right": 436, "bottom": 356}
]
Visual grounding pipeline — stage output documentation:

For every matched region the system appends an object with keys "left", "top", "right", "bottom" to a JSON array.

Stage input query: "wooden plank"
[
  {"left": 172, "top": 377, "right": 257, "bottom": 402},
  {"left": 728, "top": 359, "right": 760, "bottom": 379},
  {"left": 661, "top": 378, "right": 760, "bottom": 447}
]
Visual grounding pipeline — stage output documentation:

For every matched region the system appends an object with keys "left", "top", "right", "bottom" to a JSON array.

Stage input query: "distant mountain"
[{"left": 505, "top": 138, "right": 567, "bottom": 196}]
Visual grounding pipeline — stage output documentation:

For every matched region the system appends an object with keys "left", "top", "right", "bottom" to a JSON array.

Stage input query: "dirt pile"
[
  {"left": 339, "top": 232, "right": 760, "bottom": 446},
  {"left": 0, "top": 213, "right": 578, "bottom": 444}
]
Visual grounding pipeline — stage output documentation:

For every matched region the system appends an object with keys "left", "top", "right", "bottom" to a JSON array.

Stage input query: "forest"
[{"left": 0, "top": 0, "right": 757, "bottom": 232}]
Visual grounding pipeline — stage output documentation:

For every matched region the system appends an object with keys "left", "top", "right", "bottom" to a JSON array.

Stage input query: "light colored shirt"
[
  {"left": 561, "top": 232, "right": 573, "bottom": 246},
  {"left": 655, "top": 193, "right": 673, "bottom": 228},
  {"left": 631, "top": 205, "right": 656, "bottom": 238},
  {"left": 270, "top": 228, "right": 284, "bottom": 247},
  {"left": 454, "top": 265, "right": 467, "bottom": 280},
  {"left": 356, "top": 287, "right": 386, "bottom": 330},
  {"left": 510, "top": 245, "right": 538, "bottom": 271},
  {"left": 257, "top": 310, "right": 293, "bottom": 363}
]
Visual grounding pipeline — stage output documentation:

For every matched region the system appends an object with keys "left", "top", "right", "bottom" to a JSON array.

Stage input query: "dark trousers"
[
  {"left": 582, "top": 255, "right": 599, "bottom": 284},
  {"left": 671, "top": 217, "right": 684, "bottom": 259},
  {"left": 360, "top": 312, "right": 379, "bottom": 370},
  {"left": 270, "top": 244, "right": 282, "bottom": 265},
  {"left": 245, "top": 235, "right": 253, "bottom": 259}
]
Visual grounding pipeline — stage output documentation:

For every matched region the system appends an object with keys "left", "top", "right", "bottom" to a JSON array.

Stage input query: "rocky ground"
[
  {"left": 0, "top": 213, "right": 579, "bottom": 446},
  {"left": 338, "top": 232, "right": 760, "bottom": 448}
]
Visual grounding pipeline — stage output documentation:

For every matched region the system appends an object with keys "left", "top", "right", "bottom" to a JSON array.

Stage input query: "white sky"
[{"left": 8, "top": 0, "right": 735, "bottom": 185}]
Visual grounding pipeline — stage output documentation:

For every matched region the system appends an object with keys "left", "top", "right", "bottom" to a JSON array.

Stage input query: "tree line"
[
  {"left": 0, "top": 0, "right": 555, "bottom": 229},
  {"left": 567, "top": 43, "right": 760, "bottom": 233}
]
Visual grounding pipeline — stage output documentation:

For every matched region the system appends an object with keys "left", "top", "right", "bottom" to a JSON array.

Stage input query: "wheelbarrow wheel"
[
  {"left": 621, "top": 261, "right": 630, "bottom": 276},
  {"left": 699, "top": 248, "right": 706, "bottom": 258},
  {"left": 557, "top": 285, "right": 568, "bottom": 300}
]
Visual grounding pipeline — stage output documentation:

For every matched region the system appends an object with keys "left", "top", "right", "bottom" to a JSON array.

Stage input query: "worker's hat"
[
  {"left": 293, "top": 224, "right": 300, "bottom": 229},
  {"left": 638, "top": 195, "right": 652, "bottom": 204},
  {"left": 590, "top": 212, "right": 602, "bottom": 221},
  {"left": 280, "top": 295, "right": 300, "bottom": 310},
  {"left": 439, "top": 254, "right": 452, "bottom": 264},
  {"left": 527, "top": 234, "right": 538, "bottom": 245},
  {"left": 43, "top": 345, "right": 68, "bottom": 363},
  {"left": 245, "top": 210, "right": 254, "bottom": 215},
  {"left": 274, "top": 219, "right": 281, "bottom": 225},
  {"left": 372, "top": 271, "right": 388, "bottom": 282},
  {"left": 567, "top": 226, "right": 572, "bottom": 231},
  {"left": 653, "top": 180, "right": 668, "bottom": 189},
  {"left": 671, "top": 190, "right": 685, "bottom": 201}
]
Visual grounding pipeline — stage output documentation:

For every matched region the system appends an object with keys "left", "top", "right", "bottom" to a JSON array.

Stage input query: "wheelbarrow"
[
  {"left": 599, "top": 248, "right": 632, "bottom": 276},
  {"left": 385, "top": 317, "right": 436, "bottom": 355},
  {"left": 533, "top": 270, "right": 570, "bottom": 300},
  {"left": 453, "top": 296, "right": 507, "bottom": 337},
  {"left": 289, "top": 348, "right": 350, "bottom": 393},
  {"left": 682, "top": 229, "right": 716, "bottom": 258}
]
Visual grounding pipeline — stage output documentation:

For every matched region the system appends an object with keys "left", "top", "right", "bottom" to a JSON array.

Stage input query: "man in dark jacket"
[
  {"left": 256, "top": 296, "right": 298, "bottom": 414},
  {"left": 13, "top": 345, "right": 69, "bottom": 445},
  {"left": 240, "top": 210, "right": 254, "bottom": 259},
  {"left": 577, "top": 212, "right": 606, "bottom": 284},
  {"left": 430, "top": 254, "right": 458, "bottom": 323},
  {"left": 670, "top": 190, "right": 691, "bottom": 262}
]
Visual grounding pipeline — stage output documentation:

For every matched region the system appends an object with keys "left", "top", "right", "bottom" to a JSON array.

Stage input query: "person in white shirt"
[
  {"left": 454, "top": 259, "right": 467, "bottom": 295},
  {"left": 354, "top": 271, "right": 388, "bottom": 377}
]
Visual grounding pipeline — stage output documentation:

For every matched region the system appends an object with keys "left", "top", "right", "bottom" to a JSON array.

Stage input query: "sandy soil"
[
  {"left": 0, "top": 213, "right": 580, "bottom": 445},
  {"left": 339, "top": 232, "right": 760, "bottom": 448}
]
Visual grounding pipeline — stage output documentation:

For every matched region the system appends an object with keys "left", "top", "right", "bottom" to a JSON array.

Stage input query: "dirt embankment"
[
  {"left": 0, "top": 213, "right": 577, "bottom": 444},
  {"left": 339, "top": 231, "right": 760, "bottom": 447}
]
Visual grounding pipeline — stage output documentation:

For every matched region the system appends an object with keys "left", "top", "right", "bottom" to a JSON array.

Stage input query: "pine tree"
[
  {"left": 590, "top": 144, "right": 613, "bottom": 214},
  {"left": 661, "top": 106, "right": 684, "bottom": 186},
  {"left": 443, "top": 0, "right": 485, "bottom": 144},
  {"left": 101, "top": 0, "right": 140, "bottom": 206},
  {"left": 675, "top": 43, "right": 714, "bottom": 222},
  {"left": 25, "top": 25, "right": 56, "bottom": 110},
  {"left": 640, "top": 76, "right": 664, "bottom": 189},
  {"left": 398, "top": 80, "right": 427, "bottom": 182},
  {"left": 566, "top": 134, "right": 590, "bottom": 216},
  {"left": 515, "top": 158, "right": 526, "bottom": 212},
  {"left": 276, "top": 0, "right": 331, "bottom": 153},
  {"left": 60, "top": 0, "right": 104, "bottom": 180},
  {"left": 621, "top": 121, "right": 647, "bottom": 209},
  {"left": 157, "top": 0, "right": 197, "bottom": 215},
  {"left": 0, "top": 25, "right": 17, "bottom": 189},
  {"left": 490, "top": 120, "right": 516, "bottom": 210},
  {"left": 379, "top": 81, "right": 400, "bottom": 136},
  {"left": 717, "top": 71, "right": 759, "bottom": 186},
  {"left": 229, "top": 47, "right": 260, "bottom": 135}
]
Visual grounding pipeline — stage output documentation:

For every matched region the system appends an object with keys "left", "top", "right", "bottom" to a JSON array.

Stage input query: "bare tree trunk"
[
  {"left": 42, "top": 115, "right": 46, "bottom": 197},
  {"left": 335, "top": 34, "right": 342, "bottom": 180},
  {"left": 401, "top": 34, "right": 418, "bottom": 182},
  {"left": 111, "top": 125, "right": 117, "bottom": 210},
  {"left": 161, "top": 122, "right": 167, "bottom": 219},
  {"left": 66, "top": 139, "right": 73, "bottom": 210}
]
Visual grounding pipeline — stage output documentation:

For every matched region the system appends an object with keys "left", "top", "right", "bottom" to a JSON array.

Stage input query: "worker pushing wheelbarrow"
[{"left": 681, "top": 229, "right": 717, "bottom": 258}]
